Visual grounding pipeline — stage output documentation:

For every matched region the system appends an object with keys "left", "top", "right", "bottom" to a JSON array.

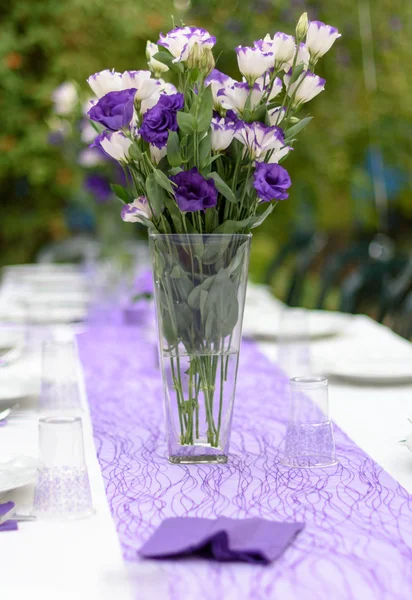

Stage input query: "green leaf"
[
  {"left": 110, "top": 184, "right": 132, "bottom": 204},
  {"left": 129, "top": 144, "right": 142, "bottom": 162},
  {"left": 208, "top": 172, "right": 236, "bottom": 203},
  {"left": 213, "top": 204, "right": 274, "bottom": 233},
  {"left": 153, "top": 168, "right": 174, "bottom": 194},
  {"left": 199, "top": 133, "right": 211, "bottom": 171},
  {"left": 177, "top": 112, "right": 197, "bottom": 134},
  {"left": 145, "top": 172, "right": 166, "bottom": 215},
  {"left": 168, "top": 166, "right": 183, "bottom": 176},
  {"left": 153, "top": 50, "right": 184, "bottom": 73},
  {"left": 284, "top": 116, "right": 313, "bottom": 141},
  {"left": 166, "top": 131, "right": 183, "bottom": 168},
  {"left": 197, "top": 85, "right": 213, "bottom": 133},
  {"left": 202, "top": 269, "right": 239, "bottom": 339},
  {"left": 187, "top": 276, "right": 216, "bottom": 309},
  {"left": 289, "top": 62, "right": 305, "bottom": 84},
  {"left": 170, "top": 265, "right": 181, "bottom": 278}
]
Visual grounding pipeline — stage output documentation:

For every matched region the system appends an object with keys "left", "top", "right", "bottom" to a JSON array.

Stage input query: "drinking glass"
[
  {"left": 277, "top": 308, "right": 311, "bottom": 378},
  {"left": 33, "top": 416, "right": 94, "bottom": 520},
  {"left": 40, "top": 340, "right": 82, "bottom": 412},
  {"left": 280, "top": 376, "right": 338, "bottom": 468}
]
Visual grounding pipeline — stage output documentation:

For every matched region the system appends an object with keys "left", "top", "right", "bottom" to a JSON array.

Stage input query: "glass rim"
[
  {"left": 290, "top": 376, "right": 328, "bottom": 388},
  {"left": 149, "top": 232, "right": 252, "bottom": 239},
  {"left": 39, "top": 416, "right": 82, "bottom": 426}
]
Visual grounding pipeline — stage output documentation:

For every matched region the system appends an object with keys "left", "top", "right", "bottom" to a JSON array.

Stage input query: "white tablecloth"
[{"left": 1, "top": 287, "right": 412, "bottom": 599}]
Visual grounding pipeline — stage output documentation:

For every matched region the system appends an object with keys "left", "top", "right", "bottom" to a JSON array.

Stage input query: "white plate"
[
  {"left": 243, "top": 310, "right": 346, "bottom": 340},
  {"left": 319, "top": 358, "right": 412, "bottom": 384},
  {"left": 0, "top": 456, "right": 39, "bottom": 494}
]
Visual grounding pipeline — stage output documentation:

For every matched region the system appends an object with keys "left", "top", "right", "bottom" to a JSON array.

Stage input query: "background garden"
[{"left": 1, "top": 0, "right": 411, "bottom": 306}]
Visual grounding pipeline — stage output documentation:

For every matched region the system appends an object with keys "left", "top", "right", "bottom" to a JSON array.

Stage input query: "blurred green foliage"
[{"left": 1, "top": 0, "right": 412, "bottom": 268}]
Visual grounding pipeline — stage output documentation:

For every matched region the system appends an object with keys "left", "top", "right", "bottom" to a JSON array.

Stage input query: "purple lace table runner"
[{"left": 77, "top": 323, "right": 412, "bottom": 600}]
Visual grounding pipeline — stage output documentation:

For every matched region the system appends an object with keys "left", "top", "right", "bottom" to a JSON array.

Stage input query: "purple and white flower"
[
  {"left": 121, "top": 197, "right": 152, "bottom": 223},
  {"left": 284, "top": 43, "right": 310, "bottom": 72},
  {"left": 88, "top": 89, "right": 136, "bottom": 131},
  {"left": 150, "top": 144, "right": 167, "bottom": 164},
  {"left": 268, "top": 106, "right": 286, "bottom": 125},
  {"left": 235, "top": 46, "right": 273, "bottom": 82},
  {"left": 284, "top": 70, "right": 325, "bottom": 105},
  {"left": 158, "top": 26, "right": 216, "bottom": 64},
  {"left": 205, "top": 69, "right": 236, "bottom": 110},
  {"left": 255, "top": 33, "right": 295, "bottom": 70},
  {"left": 217, "top": 77, "right": 282, "bottom": 114},
  {"left": 52, "top": 82, "right": 78, "bottom": 115},
  {"left": 235, "top": 122, "right": 290, "bottom": 162},
  {"left": 253, "top": 162, "right": 291, "bottom": 202},
  {"left": 306, "top": 21, "right": 341, "bottom": 59},
  {"left": 210, "top": 115, "right": 238, "bottom": 151},
  {"left": 95, "top": 131, "right": 133, "bottom": 163},
  {"left": 146, "top": 41, "right": 169, "bottom": 76},
  {"left": 87, "top": 70, "right": 122, "bottom": 98}
]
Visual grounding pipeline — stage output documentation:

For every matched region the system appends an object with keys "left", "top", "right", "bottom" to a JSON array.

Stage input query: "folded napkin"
[
  {"left": 0, "top": 501, "right": 18, "bottom": 532},
  {"left": 139, "top": 517, "right": 304, "bottom": 565}
]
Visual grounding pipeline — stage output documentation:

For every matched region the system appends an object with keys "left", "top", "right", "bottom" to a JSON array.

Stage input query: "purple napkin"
[
  {"left": 0, "top": 501, "right": 18, "bottom": 532},
  {"left": 139, "top": 517, "right": 304, "bottom": 565}
]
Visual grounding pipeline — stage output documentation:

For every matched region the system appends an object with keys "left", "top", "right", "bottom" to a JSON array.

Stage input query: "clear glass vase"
[{"left": 149, "top": 233, "right": 251, "bottom": 464}]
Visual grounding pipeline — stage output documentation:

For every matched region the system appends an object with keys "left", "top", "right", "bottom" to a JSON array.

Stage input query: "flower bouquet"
[{"left": 85, "top": 14, "right": 340, "bottom": 463}]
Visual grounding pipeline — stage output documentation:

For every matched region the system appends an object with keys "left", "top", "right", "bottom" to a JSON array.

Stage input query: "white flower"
[
  {"left": 81, "top": 121, "right": 98, "bottom": 144},
  {"left": 268, "top": 106, "right": 286, "bottom": 125},
  {"left": 284, "top": 70, "right": 326, "bottom": 105},
  {"left": 284, "top": 43, "right": 310, "bottom": 72},
  {"left": 78, "top": 148, "right": 104, "bottom": 167},
  {"left": 210, "top": 116, "right": 237, "bottom": 151},
  {"left": 255, "top": 74, "right": 283, "bottom": 100},
  {"left": 52, "top": 82, "right": 78, "bottom": 115},
  {"left": 87, "top": 69, "right": 122, "bottom": 98},
  {"left": 235, "top": 46, "right": 273, "bottom": 81},
  {"left": 121, "top": 197, "right": 152, "bottom": 223},
  {"left": 146, "top": 41, "right": 169, "bottom": 76},
  {"left": 149, "top": 144, "right": 167, "bottom": 164},
  {"left": 256, "top": 33, "right": 295, "bottom": 70},
  {"left": 306, "top": 21, "right": 341, "bottom": 59},
  {"left": 235, "top": 121, "right": 289, "bottom": 161},
  {"left": 99, "top": 131, "right": 132, "bottom": 163},
  {"left": 158, "top": 26, "right": 215, "bottom": 64},
  {"left": 120, "top": 70, "right": 162, "bottom": 101}
]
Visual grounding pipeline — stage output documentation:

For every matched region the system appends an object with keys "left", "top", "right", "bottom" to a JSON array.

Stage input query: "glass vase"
[{"left": 149, "top": 233, "right": 251, "bottom": 464}]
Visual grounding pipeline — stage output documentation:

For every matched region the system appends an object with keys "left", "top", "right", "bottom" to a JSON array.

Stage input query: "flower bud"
[
  {"left": 296, "top": 12, "right": 309, "bottom": 40},
  {"left": 200, "top": 47, "right": 215, "bottom": 76},
  {"left": 187, "top": 42, "right": 203, "bottom": 70}
]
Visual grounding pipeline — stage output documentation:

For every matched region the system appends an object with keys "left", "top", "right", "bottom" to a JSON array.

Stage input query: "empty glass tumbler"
[
  {"left": 33, "top": 416, "right": 94, "bottom": 520},
  {"left": 281, "top": 376, "right": 337, "bottom": 468}
]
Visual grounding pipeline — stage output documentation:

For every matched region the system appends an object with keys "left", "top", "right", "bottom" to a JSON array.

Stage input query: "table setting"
[{"left": 1, "top": 12, "right": 412, "bottom": 600}]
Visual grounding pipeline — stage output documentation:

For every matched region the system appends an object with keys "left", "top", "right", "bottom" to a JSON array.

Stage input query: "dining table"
[{"left": 1, "top": 280, "right": 412, "bottom": 600}]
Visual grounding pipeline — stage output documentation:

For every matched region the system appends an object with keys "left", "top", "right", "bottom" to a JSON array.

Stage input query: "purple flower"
[
  {"left": 171, "top": 168, "right": 218, "bottom": 212},
  {"left": 253, "top": 162, "right": 291, "bottom": 202},
  {"left": 139, "top": 93, "right": 184, "bottom": 149},
  {"left": 84, "top": 174, "right": 112, "bottom": 203},
  {"left": 88, "top": 89, "right": 136, "bottom": 131}
]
